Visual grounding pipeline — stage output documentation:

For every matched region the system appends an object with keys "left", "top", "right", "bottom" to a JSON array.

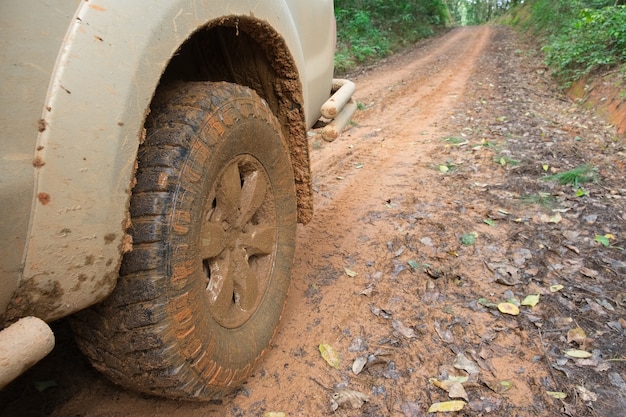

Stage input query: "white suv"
[{"left": 0, "top": 0, "right": 354, "bottom": 400}]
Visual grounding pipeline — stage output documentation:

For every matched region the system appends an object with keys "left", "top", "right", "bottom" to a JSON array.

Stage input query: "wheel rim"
[{"left": 201, "top": 155, "right": 276, "bottom": 328}]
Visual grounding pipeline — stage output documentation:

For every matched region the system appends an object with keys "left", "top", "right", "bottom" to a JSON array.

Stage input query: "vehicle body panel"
[
  {"left": 0, "top": 0, "right": 336, "bottom": 324},
  {"left": 0, "top": 0, "right": 82, "bottom": 321}
]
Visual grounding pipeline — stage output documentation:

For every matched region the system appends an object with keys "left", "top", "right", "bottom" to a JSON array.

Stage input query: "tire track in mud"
[
  {"left": 259, "top": 26, "right": 501, "bottom": 415},
  {"left": 306, "top": 26, "right": 492, "bottom": 234}
]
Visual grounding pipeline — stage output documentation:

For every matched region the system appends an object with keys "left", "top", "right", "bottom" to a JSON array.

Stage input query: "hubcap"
[{"left": 201, "top": 155, "right": 276, "bottom": 328}]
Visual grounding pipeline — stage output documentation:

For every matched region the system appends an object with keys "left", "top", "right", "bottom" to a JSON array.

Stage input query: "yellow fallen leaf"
[
  {"left": 428, "top": 400, "right": 466, "bottom": 413},
  {"left": 498, "top": 302, "right": 520, "bottom": 315},
  {"left": 264, "top": 413, "right": 286, "bottom": 417},
  {"left": 500, "top": 380, "right": 513, "bottom": 391},
  {"left": 546, "top": 391, "right": 567, "bottom": 399},
  {"left": 521, "top": 294, "right": 540, "bottom": 307},
  {"left": 564, "top": 349, "right": 592, "bottom": 359},
  {"left": 549, "top": 284, "right": 564, "bottom": 293},
  {"left": 343, "top": 267, "right": 358, "bottom": 277},
  {"left": 319, "top": 343, "right": 341, "bottom": 369}
]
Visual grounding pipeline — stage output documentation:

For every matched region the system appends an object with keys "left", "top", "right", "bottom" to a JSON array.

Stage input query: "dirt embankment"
[
  {"left": 2, "top": 26, "right": 624, "bottom": 417},
  {"left": 568, "top": 75, "right": 626, "bottom": 137}
]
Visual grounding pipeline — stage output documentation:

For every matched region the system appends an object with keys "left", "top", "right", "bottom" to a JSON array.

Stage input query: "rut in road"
[{"left": 305, "top": 26, "right": 492, "bottom": 245}]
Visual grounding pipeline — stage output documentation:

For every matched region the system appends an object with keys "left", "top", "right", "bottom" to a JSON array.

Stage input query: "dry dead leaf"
[
  {"left": 331, "top": 389, "right": 369, "bottom": 410},
  {"left": 352, "top": 356, "right": 367, "bottom": 375},
  {"left": 575, "top": 386, "right": 598, "bottom": 402},
  {"left": 430, "top": 378, "right": 469, "bottom": 401},
  {"left": 580, "top": 267, "right": 599, "bottom": 278},
  {"left": 393, "top": 319, "right": 417, "bottom": 339},
  {"left": 487, "top": 262, "right": 521, "bottom": 285},
  {"left": 483, "top": 378, "right": 513, "bottom": 393},
  {"left": 359, "top": 285, "right": 374, "bottom": 296},
  {"left": 434, "top": 321, "right": 454, "bottom": 343},
  {"left": 453, "top": 352, "right": 480, "bottom": 375},
  {"left": 586, "top": 298, "right": 608, "bottom": 315},
  {"left": 562, "top": 230, "right": 580, "bottom": 240},
  {"left": 567, "top": 327, "right": 587, "bottom": 345},
  {"left": 574, "top": 357, "right": 600, "bottom": 367}
]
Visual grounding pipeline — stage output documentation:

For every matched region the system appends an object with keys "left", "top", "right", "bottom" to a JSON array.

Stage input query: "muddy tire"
[{"left": 71, "top": 82, "right": 297, "bottom": 401}]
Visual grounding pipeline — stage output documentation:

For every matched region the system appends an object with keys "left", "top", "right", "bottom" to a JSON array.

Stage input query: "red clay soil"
[{"left": 2, "top": 26, "right": 624, "bottom": 417}]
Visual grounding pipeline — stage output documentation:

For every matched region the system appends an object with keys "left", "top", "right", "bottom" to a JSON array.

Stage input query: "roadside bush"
[
  {"left": 334, "top": 0, "right": 448, "bottom": 73},
  {"left": 335, "top": 8, "right": 390, "bottom": 71},
  {"left": 542, "top": 5, "right": 626, "bottom": 86}
]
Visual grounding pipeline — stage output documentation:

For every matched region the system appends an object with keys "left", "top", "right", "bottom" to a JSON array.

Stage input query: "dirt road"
[{"left": 2, "top": 26, "right": 624, "bottom": 417}]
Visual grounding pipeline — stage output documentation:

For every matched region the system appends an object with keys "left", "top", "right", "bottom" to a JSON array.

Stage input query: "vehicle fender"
[{"left": 14, "top": 0, "right": 326, "bottom": 323}]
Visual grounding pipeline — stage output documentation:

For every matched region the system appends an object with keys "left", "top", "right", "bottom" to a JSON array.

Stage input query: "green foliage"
[
  {"left": 334, "top": 0, "right": 449, "bottom": 73},
  {"left": 511, "top": 0, "right": 626, "bottom": 86},
  {"left": 336, "top": 8, "right": 390, "bottom": 63},
  {"left": 448, "top": 0, "right": 522, "bottom": 25},
  {"left": 542, "top": 5, "right": 626, "bottom": 85},
  {"left": 333, "top": 0, "right": 624, "bottom": 84}
]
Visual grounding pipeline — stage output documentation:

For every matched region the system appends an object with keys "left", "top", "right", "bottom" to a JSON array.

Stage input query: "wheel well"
[{"left": 158, "top": 16, "right": 313, "bottom": 223}]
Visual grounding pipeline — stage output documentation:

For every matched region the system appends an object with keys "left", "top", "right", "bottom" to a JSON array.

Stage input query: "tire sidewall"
[{"left": 167, "top": 92, "right": 296, "bottom": 374}]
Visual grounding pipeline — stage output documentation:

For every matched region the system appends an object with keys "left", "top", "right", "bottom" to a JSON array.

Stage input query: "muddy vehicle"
[{"left": 0, "top": 0, "right": 355, "bottom": 400}]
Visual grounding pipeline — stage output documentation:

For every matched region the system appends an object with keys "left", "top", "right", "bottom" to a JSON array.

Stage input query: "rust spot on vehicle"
[
  {"left": 85, "top": 255, "right": 95, "bottom": 266},
  {"left": 32, "top": 157, "right": 45, "bottom": 168},
  {"left": 60, "top": 85, "right": 71, "bottom": 94},
  {"left": 38, "top": 118, "right": 47, "bottom": 132},
  {"left": 104, "top": 233, "right": 116, "bottom": 244},
  {"left": 37, "top": 145, "right": 44, "bottom": 151},
  {"left": 117, "top": 121, "right": 124, "bottom": 126},
  {"left": 94, "top": 35, "right": 103, "bottom": 42},
  {"left": 37, "top": 193, "right": 51, "bottom": 205}
]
